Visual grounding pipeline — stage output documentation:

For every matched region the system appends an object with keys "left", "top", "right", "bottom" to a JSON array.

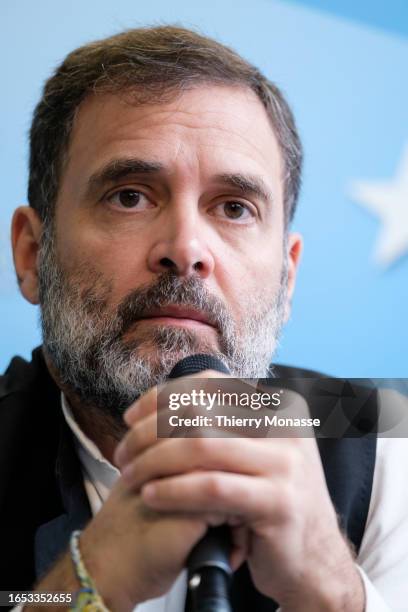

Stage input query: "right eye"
[{"left": 106, "top": 189, "right": 154, "bottom": 210}]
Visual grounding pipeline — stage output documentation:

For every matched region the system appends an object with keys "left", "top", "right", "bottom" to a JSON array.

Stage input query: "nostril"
[
  {"left": 160, "top": 257, "right": 175, "bottom": 269},
  {"left": 193, "top": 262, "right": 203, "bottom": 271}
]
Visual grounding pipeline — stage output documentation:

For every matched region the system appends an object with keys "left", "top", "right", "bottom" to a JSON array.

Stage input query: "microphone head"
[{"left": 168, "top": 354, "right": 230, "bottom": 379}]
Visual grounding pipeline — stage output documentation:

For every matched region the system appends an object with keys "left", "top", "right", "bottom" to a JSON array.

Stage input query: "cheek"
[
  {"left": 56, "top": 223, "right": 151, "bottom": 300},
  {"left": 94, "top": 243, "right": 153, "bottom": 301},
  {"left": 214, "top": 239, "right": 285, "bottom": 319},
  {"left": 239, "top": 241, "right": 284, "bottom": 287}
]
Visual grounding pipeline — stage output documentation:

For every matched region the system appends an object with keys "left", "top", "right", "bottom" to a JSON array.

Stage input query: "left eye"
[
  {"left": 215, "top": 201, "right": 253, "bottom": 221},
  {"left": 107, "top": 190, "right": 152, "bottom": 209}
]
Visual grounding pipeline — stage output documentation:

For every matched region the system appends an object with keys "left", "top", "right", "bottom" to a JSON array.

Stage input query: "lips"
[{"left": 138, "top": 305, "right": 216, "bottom": 329}]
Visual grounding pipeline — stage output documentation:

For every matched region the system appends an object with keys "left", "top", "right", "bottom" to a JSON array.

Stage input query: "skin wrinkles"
[
  {"left": 64, "top": 89, "right": 281, "bottom": 201},
  {"left": 85, "top": 157, "right": 274, "bottom": 223},
  {"left": 55, "top": 87, "right": 285, "bottom": 311}
]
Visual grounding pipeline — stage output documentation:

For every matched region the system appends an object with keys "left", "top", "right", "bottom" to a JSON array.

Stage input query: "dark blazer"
[{"left": 0, "top": 348, "right": 377, "bottom": 611}]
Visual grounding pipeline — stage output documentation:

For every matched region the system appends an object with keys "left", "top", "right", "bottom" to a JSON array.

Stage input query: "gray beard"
[{"left": 38, "top": 225, "right": 288, "bottom": 420}]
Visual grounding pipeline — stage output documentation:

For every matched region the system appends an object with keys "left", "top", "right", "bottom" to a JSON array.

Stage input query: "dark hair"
[{"left": 28, "top": 25, "right": 302, "bottom": 226}]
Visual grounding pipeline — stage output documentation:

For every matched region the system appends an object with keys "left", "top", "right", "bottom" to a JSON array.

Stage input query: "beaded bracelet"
[{"left": 69, "top": 530, "right": 110, "bottom": 612}]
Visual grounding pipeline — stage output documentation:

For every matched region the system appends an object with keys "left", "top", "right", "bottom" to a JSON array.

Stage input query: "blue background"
[{"left": 1, "top": 0, "right": 407, "bottom": 377}]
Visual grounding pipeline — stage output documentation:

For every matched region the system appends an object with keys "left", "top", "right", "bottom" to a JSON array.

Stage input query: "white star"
[{"left": 350, "top": 143, "right": 408, "bottom": 267}]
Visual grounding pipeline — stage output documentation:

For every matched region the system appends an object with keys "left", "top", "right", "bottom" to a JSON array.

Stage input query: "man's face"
[{"left": 38, "top": 84, "right": 299, "bottom": 416}]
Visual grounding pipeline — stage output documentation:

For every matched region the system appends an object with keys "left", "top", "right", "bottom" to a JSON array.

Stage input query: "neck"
[
  {"left": 67, "top": 394, "right": 126, "bottom": 466},
  {"left": 42, "top": 348, "right": 126, "bottom": 466}
]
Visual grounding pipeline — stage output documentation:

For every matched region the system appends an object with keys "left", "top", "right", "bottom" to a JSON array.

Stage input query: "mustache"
[{"left": 115, "top": 272, "right": 232, "bottom": 337}]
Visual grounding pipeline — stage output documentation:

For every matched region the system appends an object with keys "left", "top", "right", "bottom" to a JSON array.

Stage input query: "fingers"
[
  {"left": 124, "top": 386, "right": 159, "bottom": 426},
  {"left": 140, "top": 471, "right": 290, "bottom": 525},
  {"left": 118, "top": 369, "right": 231, "bottom": 464},
  {"left": 115, "top": 411, "right": 158, "bottom": 466},
  {"left": 118, "top": 437, "right": 290, "bottom": 492},
  {"left": 123, "top": 369, "right": 224, "bottom": 426},
  {"left": 230, "top": 525, "right": 249, "bottom": 571}
]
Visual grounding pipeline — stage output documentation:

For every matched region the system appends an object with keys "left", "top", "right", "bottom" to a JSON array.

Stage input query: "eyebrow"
[
  {"left": 85, "top": 158, "right": 164, "bottom": 199},
  {"left": 215, "top": 173, "right": 274, "bottom": 205},
  {"left": 84, "top": 158, "right": 274, "bottom": 205}
]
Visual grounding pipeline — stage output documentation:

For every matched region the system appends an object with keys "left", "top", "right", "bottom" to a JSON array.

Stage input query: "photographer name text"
[{"left": 168, "top": 414, "right": 321, "bottom": 429}]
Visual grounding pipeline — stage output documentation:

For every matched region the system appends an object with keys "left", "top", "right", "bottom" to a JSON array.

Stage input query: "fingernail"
[
  {"left": 114, "top": 443, "right": 126, "bottom": 466},
  {"left": 124, "top": 402, "right": 139, "bottom": 425},
  {"left": 142, "top": 483, "right": 156, "bottom": 500},
  {"left": 121, "top": 463, "right": 134, "bottom": 483}
]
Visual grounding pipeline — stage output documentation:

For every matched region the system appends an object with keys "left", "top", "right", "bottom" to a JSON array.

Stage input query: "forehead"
[{"left": 62, "top": 84, "right": 283, "bottom": 199}]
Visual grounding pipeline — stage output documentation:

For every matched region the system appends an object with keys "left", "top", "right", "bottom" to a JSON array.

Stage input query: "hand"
[
  {"left": 29, "top": 474, "right": 212, "bottom": 612},
  {"left": 115, "top": 373, "right": 365, "bottom": 611},
  {"left": 78, "top": 476, "right": 208, "bottom": 611},
  {"left": 78, "top": 374, "right": 245, "bottom": 611}
]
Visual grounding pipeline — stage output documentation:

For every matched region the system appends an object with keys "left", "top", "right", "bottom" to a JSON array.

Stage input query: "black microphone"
[{"left": 168, "top": 355, "right": 233, "bottom": 612}]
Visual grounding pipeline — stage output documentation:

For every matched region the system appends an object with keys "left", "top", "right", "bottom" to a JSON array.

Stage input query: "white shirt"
[{"left": 61, "top": 394, "right": 408, "bottom": 612}]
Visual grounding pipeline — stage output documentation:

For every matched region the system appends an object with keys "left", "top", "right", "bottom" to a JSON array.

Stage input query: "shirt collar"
[{"left": 61, "top": 393, "right": 120, "bottom": 498}]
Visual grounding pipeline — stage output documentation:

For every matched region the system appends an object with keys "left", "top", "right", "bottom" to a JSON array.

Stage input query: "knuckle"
[
  {"left": 280, "top": 446, "right": 302, "bottom": 479},
  {"left": 191, "top": 436, "right": 213, "bottom": 457},
  {"left": 204, "top": 513, "right": 227, "bottom": 526},
  {"left": 204, "top": 474, "right": 225, "bottom": 500},
  {"left": 275, "top": 482, "right": 297, "bottom": 523}
]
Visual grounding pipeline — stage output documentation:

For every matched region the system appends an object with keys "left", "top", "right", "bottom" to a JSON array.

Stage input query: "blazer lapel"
[{"left": 34, "top": 420, "right": 91, "bottom": 580}]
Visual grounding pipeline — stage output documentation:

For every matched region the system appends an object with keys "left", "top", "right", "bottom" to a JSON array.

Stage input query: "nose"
[{"left": 147, "top": 208, "right": 215, "bottom": 278}]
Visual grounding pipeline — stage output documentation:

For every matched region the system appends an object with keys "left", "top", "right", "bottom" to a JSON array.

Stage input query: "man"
[{"left": 1, "top": 25, "right": 406, "bottom": 611}]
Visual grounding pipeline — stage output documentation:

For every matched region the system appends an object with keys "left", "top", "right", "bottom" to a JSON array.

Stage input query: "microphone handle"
[
  {"left": 188, "top": 525, "right": 232, "bottom": 575},
  {"left": 188, "top": 567, "right": 232, "bottom": 612},
  {"left": 186, "top": 480, "right": 233, "bottom": 612}
]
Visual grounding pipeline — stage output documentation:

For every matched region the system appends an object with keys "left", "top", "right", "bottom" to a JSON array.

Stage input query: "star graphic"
[{"left": 350, "top": 143, "right": 408, "bottom": 267}]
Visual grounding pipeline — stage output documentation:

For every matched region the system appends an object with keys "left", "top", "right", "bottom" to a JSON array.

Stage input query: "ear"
[
  {"left": 284, "top": 232, "right": 303, "bottom": 323},
  {"left": 11, "top": 206, "right": 43, "bottom": 304}
]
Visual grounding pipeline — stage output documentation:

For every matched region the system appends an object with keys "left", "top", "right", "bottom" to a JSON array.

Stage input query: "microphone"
[{"left": 168, "top": 355, "right": 233, "bottom": 612}]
